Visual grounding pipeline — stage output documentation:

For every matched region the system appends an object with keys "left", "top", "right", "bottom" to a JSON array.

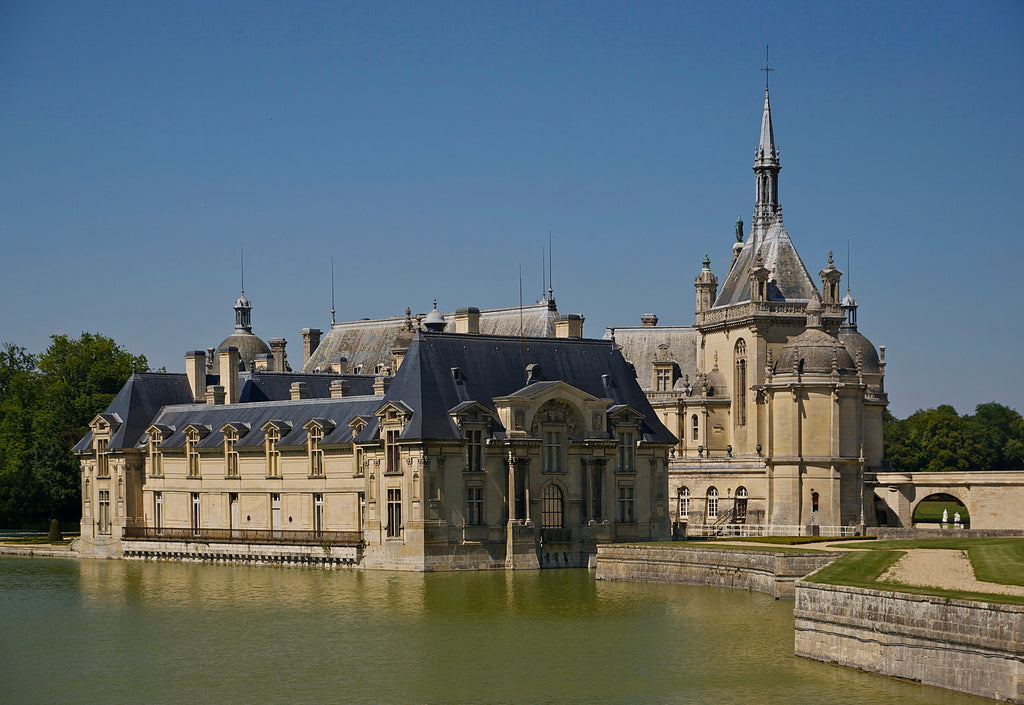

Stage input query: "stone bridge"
[{"left": 870, "top": 471, "right": 1024, "bottom": 529}]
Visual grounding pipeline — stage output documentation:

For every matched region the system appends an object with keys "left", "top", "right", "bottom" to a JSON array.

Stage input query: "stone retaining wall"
[
  {"left": 868, "top": 527, "right": 1024, "bottom": 540},
  {"left": 795, "top": 581, "right": 1024, "bottom": 703},
  {"left": 596, "top": 544, "right": 839, "bottom": 598}
]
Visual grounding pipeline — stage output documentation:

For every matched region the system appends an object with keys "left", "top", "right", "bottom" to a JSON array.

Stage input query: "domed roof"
[
  {"left": 235, "top": 293, "right": 251, "bottom": 309},
  {"left": 840, "top": 291, "right": 856, "bottom": 308},
  {"left": 775, "top": 327, "right": 856, "bottom": 376},
  {"left": 218, "top": 331, "right": 270, "bottom": 371},
  {"left": 838, "top": 327, "right": 880, "bottom": 373},
  {"left": 424, "top": 300, "right": 446, "bottom": 332}
]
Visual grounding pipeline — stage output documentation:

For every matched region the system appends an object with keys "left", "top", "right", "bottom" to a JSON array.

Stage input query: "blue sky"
[{"left": 1, "top": 1, "right": 1021, "bottom": 418}]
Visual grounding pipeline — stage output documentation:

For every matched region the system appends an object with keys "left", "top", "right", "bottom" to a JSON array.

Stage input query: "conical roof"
[{"left": 714, "top": 220, "right": 819, "bottom": 306}]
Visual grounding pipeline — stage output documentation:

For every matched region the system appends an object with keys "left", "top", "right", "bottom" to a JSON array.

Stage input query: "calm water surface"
[{"left": 0, "top": 556, "right": 991, "bottom": 705}]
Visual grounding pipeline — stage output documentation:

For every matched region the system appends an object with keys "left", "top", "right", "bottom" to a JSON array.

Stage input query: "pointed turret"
[{"left": 695, "top": 253, "right": 718, "bottom": 314}]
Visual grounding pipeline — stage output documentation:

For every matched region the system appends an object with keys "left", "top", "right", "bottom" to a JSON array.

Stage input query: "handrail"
[{"left": 123, "top": 527, "right": 362, "bottom": 546}]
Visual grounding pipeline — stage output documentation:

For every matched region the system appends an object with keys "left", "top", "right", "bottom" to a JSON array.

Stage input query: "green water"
[{"left": 0, "top": 557, "right": 991, "bottom": 704}]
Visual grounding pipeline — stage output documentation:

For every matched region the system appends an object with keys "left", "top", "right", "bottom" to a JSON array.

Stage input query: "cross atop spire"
[{"left": 761, "top": 44, "right": 774, "bottom": 92}]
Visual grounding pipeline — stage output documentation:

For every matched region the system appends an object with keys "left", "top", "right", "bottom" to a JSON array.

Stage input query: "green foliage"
[
  {"left": 884, "top": 402, "right": 1024, "bottom": 472},
  {"left": 47, "top": 518, "right": 63, "bottom": 542},
  {"left": 0, "top": 333, "right": 147, "bottom": 527}
]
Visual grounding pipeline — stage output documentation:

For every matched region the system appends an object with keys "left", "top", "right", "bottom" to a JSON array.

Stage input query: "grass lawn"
[
  {"left": 0, "top": 536, "right": 73, "bottom": 546},
  {"left": 806, "top": 537, "right": 1024, "bottom": 605},
  {"left": 912, "top": 499, "right": 969, "bottom": 524}
]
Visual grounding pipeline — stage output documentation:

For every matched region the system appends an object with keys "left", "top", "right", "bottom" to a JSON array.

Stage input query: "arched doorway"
[{"left": 912, "top": 493, "right": 969, "bottom": 528}]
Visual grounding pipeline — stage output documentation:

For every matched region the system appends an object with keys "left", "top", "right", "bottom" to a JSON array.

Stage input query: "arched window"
[
  {"left": 735, "top": 339, "right": 747, "bottom": 427},
  {"left": 678, "top": 487, "right": 690, "bottom": 521},
  {"left": 706, "top": 487, "right": 719, "bottom": 520},
  {"left": 691, "top": 414, "right": 699, "bottom": 442},
  {"left": 541, "top": 484, "right": 564, "bottom": 529},
  {"left": 735, "top": 486, "right": 748, "bottom": 522}
]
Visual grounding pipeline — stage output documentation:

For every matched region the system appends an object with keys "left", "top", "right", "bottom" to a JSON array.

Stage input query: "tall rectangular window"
[
  {"left": 154, "top": 491, "right": 163, "bottom": 534},
  {"left": 543, "top": 430, "right": 563, "bottom": 473},
  {"left": 98, "top": 490, "right": 111, "bottom": 534},
  {"left": 225, "top": 434, "right": 239, "bottom": 477},
  {"left": 149, "top": 438, "right": 162, "bottom": 476},
  {"left": 187, "top": 436, "right": 200, "bottom": 478},
  {"left": 266, "top": 430, "right": 280, "bottom": 477},
  {"left": 617, "top": 431, "right": 635, "bottom": 473},
  {"left": 466, "top": 486, "right": 483, "bottom": 526},
  {"left": 96, "top": 439, "right": 109, "bottom": 477},
  {"left": 313, "top": 493, "right": 324, "bottom": 535},
  {"left": 386, "top": 429, "right": 400, "bottom": 473},
  {"left": 467, "top": 429, "right": 483, "bottom": 472},
  {"left": 617, "top": 485, "right": 635, "bottom": 524},
  {"left": 190, "top": 492, "right": 201, "bottom": 535},
  {"left": 309, "top": 428, "right": 324, "bottom": 477},
  {"left": 656, "top": 368, "right": 672, "bottom": 391},
  {"left": 386, "top": 488, "right": 402, "bottom": 538}
]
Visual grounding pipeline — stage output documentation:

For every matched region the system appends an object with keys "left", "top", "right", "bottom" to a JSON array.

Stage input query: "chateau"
[
  {"left": 74, "top": 81, "right": 889, "bottom": 568},
  {"left": 609, "top": 84, "right": 887, "bottom": 534},
  {"left": 75, "top": 297, "right": 674, "bottom": 569}
]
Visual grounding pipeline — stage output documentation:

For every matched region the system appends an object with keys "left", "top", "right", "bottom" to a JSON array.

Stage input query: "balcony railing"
[
  {"left": 123, "top": 527, "right": 363, "bottom": 546},
  {"left": 540, "top": 528, "right": 572, "bottom": 543}
]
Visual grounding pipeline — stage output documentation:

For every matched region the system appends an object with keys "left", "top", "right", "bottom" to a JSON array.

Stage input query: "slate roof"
[
  {"left": 301, "top": 302, "right": 559, "bottom": 374},
  {"left": 714, "top": 220, "right": 820, "bottom": 308},
  {"left": 603, "top": 326, "right": 700, "bottom": 393},
  {"left": 383, "top": 331, "right": 676, "bottom": 444},
  {"left": 73, "top": 373, "right": 196, "bottom": 453},
  {"left": 238, "top": 371, "right": 376, "bottom": 403},
  {"left": 149, "top": 396, "right": 384, "bottom": 451}
]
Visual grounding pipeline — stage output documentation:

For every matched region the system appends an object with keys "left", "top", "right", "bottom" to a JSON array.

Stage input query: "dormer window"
[
  {"left": 656, "top": 368, "right": 672, "bottom": 392},
  {"left": 266, "top": 428, "right": 280, "bottom": 477},
  {"left": 308, "top": 426, "right": 324, "bottom": 477}
]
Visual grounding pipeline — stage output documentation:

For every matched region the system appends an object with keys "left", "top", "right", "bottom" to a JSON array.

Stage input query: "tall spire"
[{"left": 753, "top": 47, "right": 781, "bottom": 238}]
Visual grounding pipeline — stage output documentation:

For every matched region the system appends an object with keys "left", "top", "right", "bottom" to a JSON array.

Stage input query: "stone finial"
[{"left": 641, "top": 313, "right": 659, "bottom": 327}]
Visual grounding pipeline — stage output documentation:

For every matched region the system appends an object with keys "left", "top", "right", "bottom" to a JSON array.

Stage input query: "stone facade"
[
  {"left": 610, "top": 85, "right": 887, "bottom": 535},
  {"left": 75, "top": 316, "right": 675, "bottom": 570},
  {"left": 871, "top": 471, "right": 1024, "bottom": 530}
]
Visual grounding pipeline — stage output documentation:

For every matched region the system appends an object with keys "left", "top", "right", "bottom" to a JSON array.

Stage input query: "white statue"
[
  {"left": 942, "top": 508, "right": 948, "bottom": 524},
  {"left": 954, "top": 512, "right": 961, "bottom": 527}
]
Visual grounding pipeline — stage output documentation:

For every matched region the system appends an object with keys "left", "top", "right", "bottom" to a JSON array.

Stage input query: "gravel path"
[{"left": 879, "top": 548, "right": 1024, "bottom": 597}]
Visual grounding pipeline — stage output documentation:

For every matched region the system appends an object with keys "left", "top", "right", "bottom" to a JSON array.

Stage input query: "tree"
[
  {"left": 0, "top": 334, "right": 148, "bottom": 527},
  {"left": 32, "top": 333, "right": 148, "bottom": 521},
  {"left": 884, "top": 402, "right": 1024, "bottom": 473}
]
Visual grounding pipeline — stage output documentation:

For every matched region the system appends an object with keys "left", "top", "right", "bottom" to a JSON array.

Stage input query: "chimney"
[
  {"left": 290, "top": 381, "right": 309, "bottom": 400},
  {"left": 392, "top": 347, "right": 408, "bottom": 371},
  {"left": 253, "top": 353, "right": 273, "bottom": 372},
  {"left": 373, "top": 375, "right": 391, "bottom": 395},
  {"left": 453, "top": 307, "right": 481, "bottom": 334},
  {"left": 331, "top": 356, "right": 348, "bottom": 374},
  {"left": 269, "top": 338, "right": 287, "bottom": 372},
  {"left": 640, "top": 313, "right": 659, "bottom": 327},
  {"left": 554, "top": 314, "right": 584, "bottom": 339},
  {"left": 329, "top": 379, "right": 350, "bottom": 398},
  {"left": 301, "top": 328, "right": 322, "bottom": 365},
  {"left": 185, "top": 350, "right": 207, "bottom": 403},
  {"left": 217, "top": 346, "right": 240, "bottom": 404},
  {"left": 205, "top": 384, "right": 226, "bottom": 405},
  {"left": 206, "top": 347, "right": 216, "bottom": 374}
]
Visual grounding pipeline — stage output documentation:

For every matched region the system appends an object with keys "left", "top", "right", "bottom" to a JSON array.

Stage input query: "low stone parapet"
[
  {"left": 795, "top": 581, "right": 1024, "bottom": 703},
  {"left": 868, "top": 527, "right": 1024, "bottom": 539},
  {"left": 596, "top": 544, "right": 839, "bottom": 598}
]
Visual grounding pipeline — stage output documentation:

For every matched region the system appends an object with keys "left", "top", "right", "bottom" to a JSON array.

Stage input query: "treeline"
[
  {"left": 884, "top": 403, "right": 1024, "bottom": 473},
  {"left": 0, "top": 333, "right": 147, "bottom": 528}
]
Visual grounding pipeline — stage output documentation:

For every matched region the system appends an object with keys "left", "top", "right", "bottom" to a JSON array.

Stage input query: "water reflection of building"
[
  {"left": 75, "top": 298, "right": 674, "bottom": 570},
  {"left": 608, "top": 83, "right": 888, "bottom": 535}
]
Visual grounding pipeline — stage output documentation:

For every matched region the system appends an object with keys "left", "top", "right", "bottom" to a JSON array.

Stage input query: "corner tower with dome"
[{"left": 609, "top": 79, "right": 888, "bottom": 533}]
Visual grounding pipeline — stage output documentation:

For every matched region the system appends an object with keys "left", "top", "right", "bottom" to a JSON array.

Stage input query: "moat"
[{"left": 0, "top": 557, "right": 992, "bottom": 704}]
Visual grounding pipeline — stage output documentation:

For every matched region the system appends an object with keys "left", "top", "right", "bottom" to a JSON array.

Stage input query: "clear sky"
[{"left": 1, "top": 1, "right": 1021, "bottom": 418}]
